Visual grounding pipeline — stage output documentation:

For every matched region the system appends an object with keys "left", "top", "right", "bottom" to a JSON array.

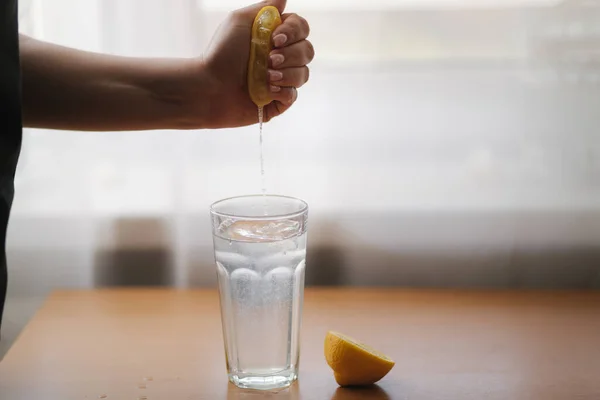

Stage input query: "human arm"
[
  {"left": 20, "top": 34, "right": 204, "bottom": 131},
  {"left": 20, "top": 0, "right": 313, "bottom": 131}
]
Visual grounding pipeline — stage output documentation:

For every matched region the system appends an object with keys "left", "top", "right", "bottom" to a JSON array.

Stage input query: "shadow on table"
[
  {"left": 226, "top": 382, "right": 299, "bottom": 399},
  {"left": 330, "top": 385, "right": 391, "bottom": 400},
  {"left": 225, "top": 382, "right": 391, "bottom": 400}
]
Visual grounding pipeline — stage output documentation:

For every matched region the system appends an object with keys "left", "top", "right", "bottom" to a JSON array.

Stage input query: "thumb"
[
  {"left": 266, "top": 0, "right": 287, "bottom": 14},
  {"left": 237, "top": 0, "right": 287, "bottom": 18}
]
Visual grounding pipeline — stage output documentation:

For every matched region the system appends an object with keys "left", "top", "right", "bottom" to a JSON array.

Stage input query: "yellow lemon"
[
  {"left": 248, "top": 6, "right": 282, "bottom": 108},
  {"left": 324, "top": 331, "right": 395, "bottom": 387}
]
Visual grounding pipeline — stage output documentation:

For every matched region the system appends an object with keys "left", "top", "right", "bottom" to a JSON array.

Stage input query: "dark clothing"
[{"left": 0, "top": 0, "right": 23, "bottom": 332}]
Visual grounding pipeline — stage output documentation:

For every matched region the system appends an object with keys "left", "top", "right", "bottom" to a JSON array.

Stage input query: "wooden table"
[{"left": 1, "top": 289, "right": 599, "bottom": 399}]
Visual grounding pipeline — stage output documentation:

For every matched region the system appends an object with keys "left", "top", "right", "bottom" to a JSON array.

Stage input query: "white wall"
[
  {"left": 7, "top": 0, "right": 600, "bottom": 300},
  {"left": 3, "top": 0, "right": 599, "bottom": 359}
]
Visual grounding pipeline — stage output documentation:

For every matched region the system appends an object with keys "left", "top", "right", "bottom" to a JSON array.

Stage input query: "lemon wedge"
[{"left": 324, "top": 331, "right": 395, "bottom": 387}]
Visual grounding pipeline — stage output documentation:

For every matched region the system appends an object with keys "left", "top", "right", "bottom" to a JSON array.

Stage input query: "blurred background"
[{"left": 2, "top": 0, "right": 600, "bottom": 356}]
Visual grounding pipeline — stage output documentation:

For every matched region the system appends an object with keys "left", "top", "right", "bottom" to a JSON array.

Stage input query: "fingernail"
[
  {"left": 273, "top": 34, "right": 287, "bottom": 47},
  {"left": 270, "top": 85, "right": 281, "bottom": 93},
  {"left": 287, "top": 88, "right": 297, "bottom": 105},
  {"left": 270, "top": 54, "right": 284, "bottom": 68},
  {"left": 269, "top": 70, "right": 283, "bottom": 82}
]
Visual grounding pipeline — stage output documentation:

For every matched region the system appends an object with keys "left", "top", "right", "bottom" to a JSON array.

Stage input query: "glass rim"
[{"left": 210, "top": 194, "right": 309, "bottom": 220}]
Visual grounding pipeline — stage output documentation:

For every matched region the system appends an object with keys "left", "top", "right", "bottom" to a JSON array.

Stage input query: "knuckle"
[
  {"left": 305, "top": 41, "right": 315, "bottom": 62},
  {"left": 298, "top": 16, "right": 310, "bottom": 36},
  {"left": 295, "top": 68, "right": 308, "bottom": 88},
  {"left": 283, "top": 89, "right": 294, "bottom": 103},
  {"left": 286, "top": 14, "right": 300, "bottom": 40},
  {"left": 299, "top": 67, "right": 309, "bottom": 86}
]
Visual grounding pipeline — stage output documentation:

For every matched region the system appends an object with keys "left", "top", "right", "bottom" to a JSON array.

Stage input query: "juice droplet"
[
  {"left": 258, "top": 107, "right": 266, "bottom": 196},
  {"left": 144, "top": 376, "right": 153, "bottom": 381},
  {"left": 99, "top": 396, "right": 107, "bottom": 399},
  {"left": 138, "top": 384, "right": 146, "bottom": 389}
]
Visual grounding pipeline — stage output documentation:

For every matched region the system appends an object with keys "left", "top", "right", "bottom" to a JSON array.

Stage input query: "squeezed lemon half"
[{"left": 248, "top": 6, "right": 282, "bottom": 108}]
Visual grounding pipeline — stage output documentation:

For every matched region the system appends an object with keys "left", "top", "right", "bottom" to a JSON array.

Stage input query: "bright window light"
[{"left": 199, "top": 0, "right": 563, "bottom": 11}]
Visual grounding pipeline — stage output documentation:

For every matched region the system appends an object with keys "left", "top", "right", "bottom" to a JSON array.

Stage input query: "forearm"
[{"left": 20, "top": 34, "right": 209, "bottom": 131}]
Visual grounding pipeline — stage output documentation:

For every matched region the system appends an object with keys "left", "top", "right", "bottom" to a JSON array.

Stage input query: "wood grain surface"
[{"left": 1, "top": 288, "right": 599, "bottom": 399}]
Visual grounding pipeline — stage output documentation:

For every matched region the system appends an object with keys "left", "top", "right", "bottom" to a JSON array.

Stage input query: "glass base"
[{"left": 229, "top": 369, "right": 298, "bottom": 391}]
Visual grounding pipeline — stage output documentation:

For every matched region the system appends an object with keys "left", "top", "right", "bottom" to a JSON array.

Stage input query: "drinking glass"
[{"left": 210, "top": 195, "right": 309, "bottom": 390}]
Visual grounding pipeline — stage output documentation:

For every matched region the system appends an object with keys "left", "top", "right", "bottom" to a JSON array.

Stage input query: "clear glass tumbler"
[{"left": 210, "top": 195, "right": 309, "bottom": 390}]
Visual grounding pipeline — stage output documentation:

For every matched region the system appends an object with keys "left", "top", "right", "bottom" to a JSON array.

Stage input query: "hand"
[
  {"left": 18, "top": 2, "right": 312, "bottom": 132},
  {"left": 199, "top": 0, "right": 314, "bottom": 128}
]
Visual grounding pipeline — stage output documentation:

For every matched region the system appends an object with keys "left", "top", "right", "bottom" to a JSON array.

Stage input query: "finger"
[
  {"left": 272, "top": 13, "right": 310, "bottom": 48},
  {"left": 270, "top": 40, "right": 315, "bottom": 69},
  {"left": 268, "top": 67, "right": 310, "bottom": 88},
  {"left": 268, "top": 86, "right": 298, "bottom": 107},
  {"left": 264, "top": 92, "right": 297, "bottom": 121},
  {"left": 267, "top": 0, "right": 287, "bottom": 14},
  {"left": 235, "top": 0, "right": 287, "bottom": 20}
]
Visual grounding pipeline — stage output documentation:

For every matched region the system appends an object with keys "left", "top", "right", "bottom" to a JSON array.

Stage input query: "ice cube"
[
  {"left": 260, "top": 249, "right": 306, "bottom": 270},
  {"left": 264, "top": 266, "right": 294, "bottom": 283},
  {"left": 263, "top": 266, "right": 294, "bottom": 301},
  {"left": 229, "top": 220, "right": 300, "bottom": 242},
  {"left": 230, "top": 268, "right": 260, "bottom": 282},
  {"left": 217, "top": 218, "right": 235, "bottom": 234},
  {"left": 214, "top": 251, "right": 250, "bottom": 269},
  {"left": 230, "top": 268, "right": 261, "bottom": 305}
]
